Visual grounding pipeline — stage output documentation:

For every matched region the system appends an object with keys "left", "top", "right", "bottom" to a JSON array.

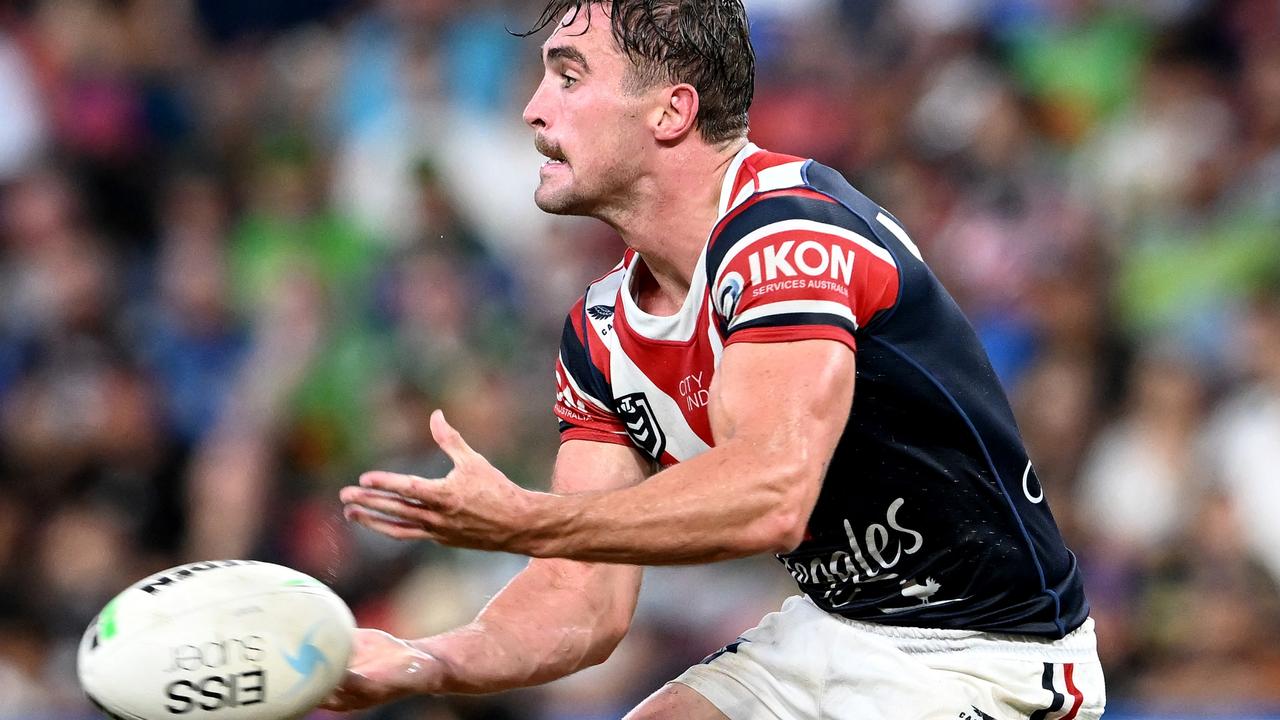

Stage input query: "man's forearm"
[
  {"left": 414, "top": 559, "right": 639, "bottom": 694},
  {"left": 519, "top": 439, "right": 814, "bottom": 564}
]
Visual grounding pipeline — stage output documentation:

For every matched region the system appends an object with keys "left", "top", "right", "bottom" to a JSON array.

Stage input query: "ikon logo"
[{"left": 746, "top": 240, "right": 855, "bottom": 285}]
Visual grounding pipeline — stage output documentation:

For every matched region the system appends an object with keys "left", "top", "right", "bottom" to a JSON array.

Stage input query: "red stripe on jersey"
[
  {"left": 1061, "top": 664, "right": 1084, "bottom": 720},
  {"left": 572, "top": 253, "right": 630, "bottom": 389},
  {"left": 612, "top": 301, "right": 717, "bottom": 447},
  {"left": 730, "top": 150, "right": 808, "bottom": 201},
  {"left": 585, "top": 332, "right": 613, "bottom": 385},
  {"left": 730, "top": 158, "right": 758, "bottom": 201},
  {"left": 719, "top": 225, "right": 899, "bottom": 329},
  {"left": 566, "top": 295, "right": 587, "bottom": 336},
  {"left": 725, "top": 325, "right": 857, "bottom": 353},
  {"left": 555, "top": 295, "right": 627, "bottom": 439},
  {"left": 748, "top": 149, "right": 807, "bottom": 169},
  {"left": 563, "top": 295, "right": 615, "bottom": 385},
  {"left": 578, "top": 316, "right": 614, "bottom": 387},
  {"left": 851, "top": 235, "right": 899, "bottom": 325},
  {"left": 560, "top": 426, "right": 632, "bottom": 447}
]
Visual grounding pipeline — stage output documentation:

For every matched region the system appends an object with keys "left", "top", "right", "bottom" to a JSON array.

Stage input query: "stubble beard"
[
  {"left": 534, "top": 179, "right": 595, "bottom": 216},
  {"left": 534, "top": 153, "right": 640, "bottom": 219}
]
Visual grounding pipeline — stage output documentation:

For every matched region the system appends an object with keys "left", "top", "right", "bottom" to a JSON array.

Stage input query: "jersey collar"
[{"left": 717, "top": 141, "right": 762, "bottom": 217}]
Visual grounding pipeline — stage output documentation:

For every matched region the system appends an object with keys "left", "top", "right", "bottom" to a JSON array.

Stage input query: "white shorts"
[{"left": 673, "top": 595, "right": 1105, "bottom": 720}]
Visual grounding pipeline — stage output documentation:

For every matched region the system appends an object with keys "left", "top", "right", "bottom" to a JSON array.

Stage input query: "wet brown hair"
[{"left": 520, "top": 0, "right": 755, "bottom": 144}]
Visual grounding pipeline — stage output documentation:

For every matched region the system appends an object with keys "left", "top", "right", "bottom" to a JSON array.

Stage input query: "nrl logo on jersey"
[{"left": 616, "top": 392, "right": 666, "bottom": 460}]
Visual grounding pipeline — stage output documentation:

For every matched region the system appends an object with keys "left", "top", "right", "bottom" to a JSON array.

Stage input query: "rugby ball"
[{"left": 77, "top": 560, "right": 355, "bottom": 720}]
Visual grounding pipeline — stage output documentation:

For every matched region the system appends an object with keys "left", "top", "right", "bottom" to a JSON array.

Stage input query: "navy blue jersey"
[{"left": 553, "top": 144, "right": 1088, "bottom": 638}]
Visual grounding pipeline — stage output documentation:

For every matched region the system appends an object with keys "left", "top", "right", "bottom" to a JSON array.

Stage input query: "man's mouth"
[
  {"left": 536, "top": 137, "right": 568, "bottom": 166},
  {"left": 540, "top": 154, "right": 569, "bottom": 172}
]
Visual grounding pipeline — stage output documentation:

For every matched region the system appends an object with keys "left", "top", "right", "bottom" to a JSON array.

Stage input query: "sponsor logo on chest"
[{"left": 745, "top": 240, "right": 855, "bottom": 285}]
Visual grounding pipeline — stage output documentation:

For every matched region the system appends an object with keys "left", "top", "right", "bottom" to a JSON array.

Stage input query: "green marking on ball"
[
  {"left": 99, "top": 598, "right": 120, "bottom": 641},
  {"left": 283, "top": 578, "right": 321, "bottom": 587}
]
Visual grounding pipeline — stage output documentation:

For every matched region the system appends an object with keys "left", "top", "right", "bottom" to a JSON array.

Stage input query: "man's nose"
[{"left": 523, "top": 81, "right": 549, "bottom": 129}]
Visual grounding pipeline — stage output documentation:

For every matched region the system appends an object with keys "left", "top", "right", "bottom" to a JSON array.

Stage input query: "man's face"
[{"left": 522, "top": 6, "right": 653, "bottom": 216}]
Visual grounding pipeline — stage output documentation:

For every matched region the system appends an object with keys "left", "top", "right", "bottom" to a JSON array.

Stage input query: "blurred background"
[{"left": 0, "top": 0, "right": 1278, "bottom": 717}]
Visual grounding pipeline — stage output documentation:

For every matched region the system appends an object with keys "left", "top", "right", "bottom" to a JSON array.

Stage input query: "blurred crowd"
[{"left": 0, "top": 0, "right": 1278, "bottom": 718}]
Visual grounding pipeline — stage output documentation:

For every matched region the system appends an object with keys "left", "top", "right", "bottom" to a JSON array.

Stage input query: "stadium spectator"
[{"left": 0, "top": 0, "right": 1277, "bottom": 716}]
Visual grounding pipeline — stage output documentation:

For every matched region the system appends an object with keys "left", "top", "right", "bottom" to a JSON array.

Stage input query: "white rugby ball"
[{"left": 77, "top": 560, "right": 355, "bottom": 720}]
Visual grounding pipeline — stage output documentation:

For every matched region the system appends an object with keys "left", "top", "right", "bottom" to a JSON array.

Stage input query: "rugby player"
[{"left": 326, "top": 1, "right": 1106, "bottom": 717}]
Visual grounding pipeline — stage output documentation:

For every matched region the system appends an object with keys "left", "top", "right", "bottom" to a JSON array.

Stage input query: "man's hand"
[
  {"left": 340, "top": 410, "right": 536, "bottom": 552},
  {"left": 318, "top": 629, "right": 446, "bottom": 711}
]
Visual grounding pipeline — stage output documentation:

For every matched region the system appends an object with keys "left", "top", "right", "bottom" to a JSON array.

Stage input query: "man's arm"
[
  {"left": 525, "top": 338, "right": 854, "bottom": 562},
  {"left": 343, "top": 338, "right": 854, "bottom": 564},
  {"left": 323, "top": 440, "right": 648, "bottom": 709},
  {"left": 420, "top": 439, "right": 648, "bottom": 690}
]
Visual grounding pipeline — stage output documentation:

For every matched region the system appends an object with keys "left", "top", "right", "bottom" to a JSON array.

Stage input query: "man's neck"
[{"left": 607, "top": 139, "right": 747, "bottom": 315}]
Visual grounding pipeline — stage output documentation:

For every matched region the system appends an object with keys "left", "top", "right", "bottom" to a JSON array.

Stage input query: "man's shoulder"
[
  {"left": 717, "top": 146, "right": 884, "bottom": 229},
  {"left": 706, "top": 156, "right": 869, "bottom": 276},
  {"left": 711, "top": 150, "right": 896, "bottom": 253},
  {"left": 720, "top": 145, "right": 813, "bottom": 216},
  {"left": 729, "top": 143, "right": 885, "bottom": 207}
]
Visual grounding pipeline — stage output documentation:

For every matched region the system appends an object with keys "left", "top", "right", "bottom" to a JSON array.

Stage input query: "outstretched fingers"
[
  {"left": 343, "top": 505, "right": 438, "bottom": 541},
  {"left": 342, "top": 487, "right": 432, "bottom": 520},
  {"left": 429, "top": 410, "right": 479, "bottom": 467},
  {"left": 358, "top": 469, "right": 463, "bottom": 518},
  {"left": 358, "top": 471, "right": 440, "bottom": 500},
  {"left": 341, "top": 409, "right": 519, "bottom": 550}
]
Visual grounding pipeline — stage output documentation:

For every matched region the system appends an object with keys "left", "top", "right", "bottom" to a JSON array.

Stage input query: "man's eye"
[{"left": 561, "top": 75, "right": 578, "bottom": 88}]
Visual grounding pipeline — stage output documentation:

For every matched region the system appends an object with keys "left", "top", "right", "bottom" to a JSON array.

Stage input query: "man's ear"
[{"left": 653, "top": 83, "right": 700, "bottom": 142}]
